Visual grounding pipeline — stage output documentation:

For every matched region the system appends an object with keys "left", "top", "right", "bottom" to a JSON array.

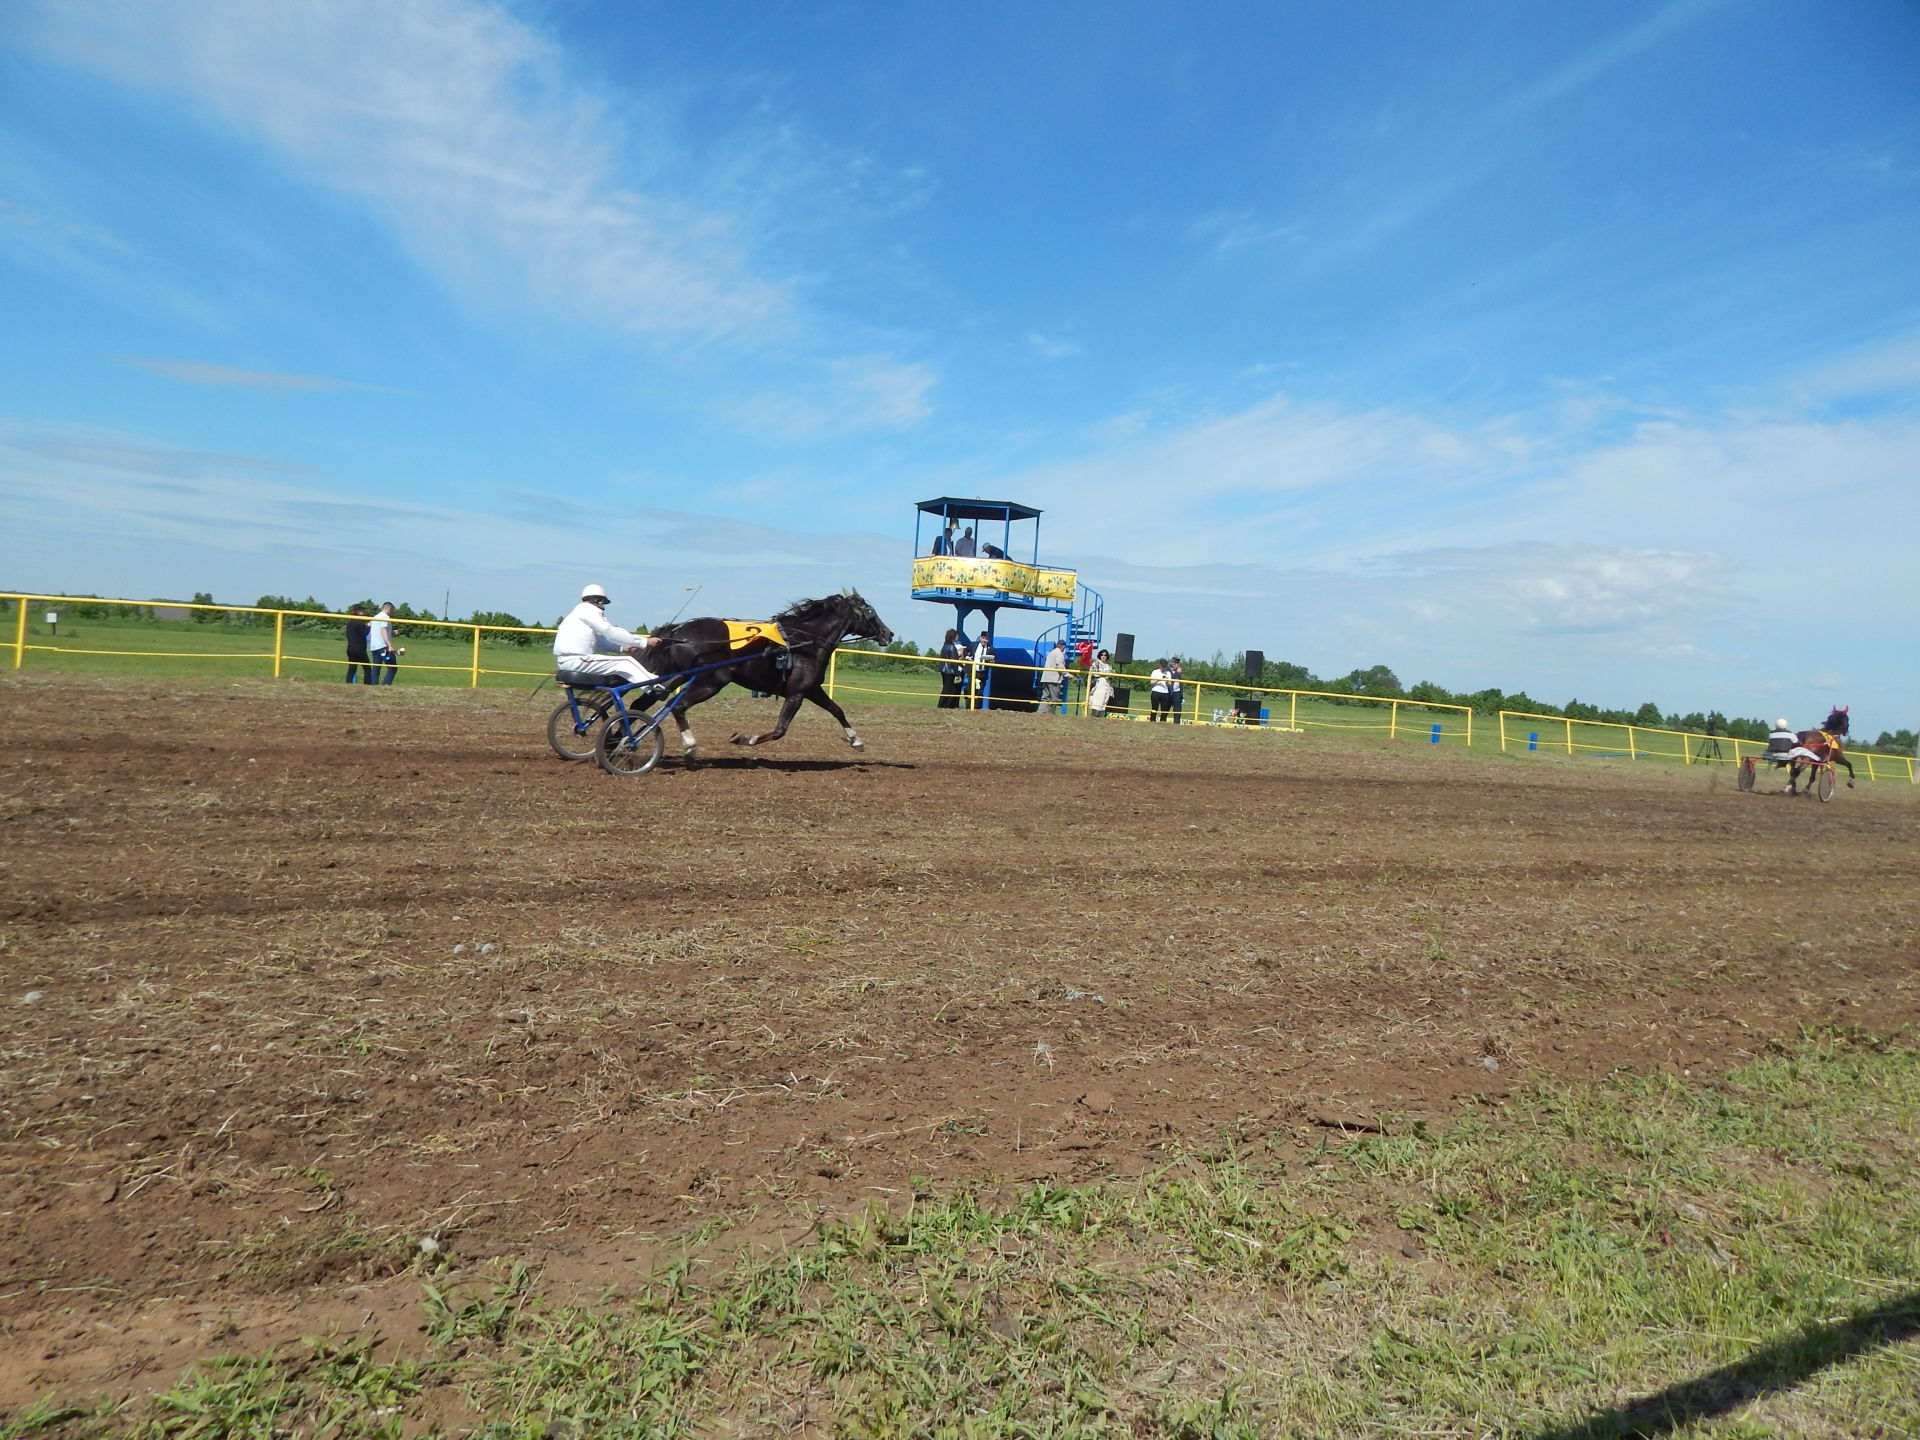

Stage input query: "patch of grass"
[
  {"left": 218, "top": 1219, "right": 414, "bottom": 1289},
  {"left": 136, "top": 1337, "right": 425, "bottom": 1440},
  {"left": 42, "top": 1033, "right": 1920, "bottom": 1437}
]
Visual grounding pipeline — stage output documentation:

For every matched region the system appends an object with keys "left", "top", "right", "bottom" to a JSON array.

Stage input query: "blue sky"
[{"left": 2, "top": 0, "right": 1916, "bottom": 730}]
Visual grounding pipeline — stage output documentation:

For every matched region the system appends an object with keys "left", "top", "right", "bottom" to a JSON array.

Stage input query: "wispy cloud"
[
  {"left": 712, "top": 357, "right": 936, "bottom": 439},
  {"left": 1027, "top": 333, "right": 1085, "bottom": 362},
  {"left": 1356, "top": 0, "right": 1729, "bottom": 245},
  {"left": 17, "top": 0, "right": 941, "bottom": 433},
  {"left": 1188, "top": 209, "right": 1306, "bottom": 256},
  {"left": 117, "top": 357, "right": 398, "bottom": 393},
  {"left": 20, "top": 0, "right": 792, "bottom": 342}
]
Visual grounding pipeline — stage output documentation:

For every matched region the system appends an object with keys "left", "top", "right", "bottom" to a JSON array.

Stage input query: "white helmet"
[
  {"left": 1774, "top": 719, "right": 1790, "bottom": 731},
  {"left": 581, "top": 583, "right": 610, "bottom": 603}
]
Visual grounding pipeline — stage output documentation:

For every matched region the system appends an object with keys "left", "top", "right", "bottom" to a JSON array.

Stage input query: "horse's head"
[
  {"left": 1823, "top": 705, "right": 1850, "bottom": 737},
  {"left": 840, "top": 588, "right": 894, "bottom": 648}
]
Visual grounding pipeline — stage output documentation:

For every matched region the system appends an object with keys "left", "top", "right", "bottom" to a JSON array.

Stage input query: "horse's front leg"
[
  {"left": 732, "top": 692, "right": 804, "bottom": 747},
  {"left": 800, "top": 682, "right": 864, "bottom": 750}
]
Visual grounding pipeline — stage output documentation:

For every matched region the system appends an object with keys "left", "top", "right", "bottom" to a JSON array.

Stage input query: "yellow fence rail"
[
  {"left": 827, "top": 648, "right": 1476, "bottom": 745},
  {"left": 4, "top": 592, "right": 556, "bottom": 686},
  {"left": 1497, "top": 709, "right": 1915, "bottom": 784}
]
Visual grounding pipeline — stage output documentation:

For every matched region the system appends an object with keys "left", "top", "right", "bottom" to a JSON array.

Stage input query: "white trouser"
[{"left": 557, "top": 653, "right": 658, "bottom": 686}]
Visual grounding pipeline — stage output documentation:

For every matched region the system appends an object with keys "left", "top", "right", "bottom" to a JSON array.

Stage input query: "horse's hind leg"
[{"left": 665, "top": 678, "right": 724, "bottom": 762}]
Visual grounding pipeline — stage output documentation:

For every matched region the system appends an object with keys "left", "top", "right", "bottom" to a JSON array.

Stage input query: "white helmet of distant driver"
[
  {"left": 581, "top": 583, "right": 610, "bottom": 603},
  {"left": 1774, "top": 719, "right": 1790, "bottom": 731}
]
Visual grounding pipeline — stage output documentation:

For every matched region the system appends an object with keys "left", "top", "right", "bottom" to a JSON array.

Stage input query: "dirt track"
[{"left": 2, "top": 674, "right": 1915, "bottom": 1407}]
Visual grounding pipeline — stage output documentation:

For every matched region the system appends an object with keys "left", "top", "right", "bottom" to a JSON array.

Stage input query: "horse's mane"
[
  {"left": 774, "top": 589, "right": 862, "bottom": 624},
  {"left": 1823, "top": 706, "right": 1850, "bottom": 737},
  {"left": 773, "top": 594, "right": 841, "bottom": 626}
]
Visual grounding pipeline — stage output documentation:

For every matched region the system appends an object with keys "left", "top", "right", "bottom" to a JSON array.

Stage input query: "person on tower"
[{"left": 553, "top": 583, "right": 660, "bottom": 688}]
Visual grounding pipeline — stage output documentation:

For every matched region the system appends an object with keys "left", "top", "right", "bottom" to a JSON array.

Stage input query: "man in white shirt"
[
  {"left": 553, "top": 583, "right": 660, "bottom": 687},
  {"left": 366, "top": 602, "right": 402, "bottom": 685}
]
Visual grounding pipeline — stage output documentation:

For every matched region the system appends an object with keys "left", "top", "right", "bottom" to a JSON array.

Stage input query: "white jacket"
[{"left": 553, "top": 601, "right": 646, "bottom": 658}]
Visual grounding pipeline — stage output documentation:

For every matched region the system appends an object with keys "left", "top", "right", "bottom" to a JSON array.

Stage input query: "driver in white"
[{"left": 553, "top": 583, "right": 660, "bottom": 687}]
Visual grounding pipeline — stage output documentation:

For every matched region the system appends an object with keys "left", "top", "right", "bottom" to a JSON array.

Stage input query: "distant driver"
[{"left": 553, "top": 583, "right": 660, "bottom": 687}]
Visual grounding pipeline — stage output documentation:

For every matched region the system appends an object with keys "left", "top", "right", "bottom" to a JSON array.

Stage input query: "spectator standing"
[
  {"left": 1166, "top": 657, "right": 1185, "bottom": 723},
  {"left": 930, "top": 522, "right": 955, "bottom": 556},
  {"left": 1087, "top": 649, "right": 1115, "bottom": 717},
  {"left": 968, "top": 633, "right": 994, "bottom": 706},
  {"left": 367, "top": 601, "right": 402, "bottom": 685},
  {"left": 1148, "top": 659, "right": 1173, "bottom": 721},
  {"left": 1039, "top": 639, "right": 1068, "bottom": 712},
  {"left": 552, "top": 582, "right": 660, "bottom": 687},
  {"left": 954, "top": 526, "right": 978, "bottom": 557},
  {"left": 343, "top": 605, "right": 377, "bottom": 685},
  {"left": 937, "top": 629, "right": 967, "bottom": 709}
]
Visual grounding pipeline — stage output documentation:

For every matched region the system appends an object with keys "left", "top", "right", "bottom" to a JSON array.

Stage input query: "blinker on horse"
[{"left": 641, "top": 590, "right": 893, "bottom": 763}]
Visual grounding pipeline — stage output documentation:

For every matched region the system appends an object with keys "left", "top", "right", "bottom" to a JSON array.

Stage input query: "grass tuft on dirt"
[{"left": 14, "top": 1030, "right": 1916, "bottom": 1439}]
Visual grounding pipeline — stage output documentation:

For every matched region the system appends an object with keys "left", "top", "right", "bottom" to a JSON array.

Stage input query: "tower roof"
[{"left": 916, "top": 496, "right": 1042, "bottom": 522}]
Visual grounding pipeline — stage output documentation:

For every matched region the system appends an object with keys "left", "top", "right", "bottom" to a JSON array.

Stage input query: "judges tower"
[{"left": 911, "top": 498, "right": 1103, "bottom": 708}]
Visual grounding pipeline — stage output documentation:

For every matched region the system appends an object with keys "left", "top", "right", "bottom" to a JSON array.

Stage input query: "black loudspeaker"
[
  {"left": 1244, "top": 650, "right": 1264, "bottom": 681},
  {"left": 1114, "top": 632, "right": 1135, "bottom": 665},
  {"left": 1233, "top": 696, "right": 1263, "bottom": 722},
  {"left": 1110, "top": 686, "right": 1132, "bottom": 712}
]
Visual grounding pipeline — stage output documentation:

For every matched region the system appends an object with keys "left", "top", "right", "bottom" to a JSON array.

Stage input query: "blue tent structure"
[{"left": 911, "top": 498, "right": 1103, "bottom": 710}]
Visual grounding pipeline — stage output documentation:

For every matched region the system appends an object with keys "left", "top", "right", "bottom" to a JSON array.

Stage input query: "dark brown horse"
[
  {"left": 642, "top": 590, "right": 893, "bottom": 762},
  {"left": 1789, "top": 705, "right": 1856, "bottom": 794}
]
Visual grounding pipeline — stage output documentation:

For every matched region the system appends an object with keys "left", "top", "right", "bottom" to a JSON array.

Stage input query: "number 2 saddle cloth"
[{"left": 721, "top": 620, "right": 787, "bottom": 652}]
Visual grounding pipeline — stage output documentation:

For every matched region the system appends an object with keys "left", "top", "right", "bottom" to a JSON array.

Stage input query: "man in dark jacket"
[{"left": 343, "top": 605, "right": 376, "bottom": 684}]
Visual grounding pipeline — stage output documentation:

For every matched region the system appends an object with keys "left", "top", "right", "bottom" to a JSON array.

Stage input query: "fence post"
[
  {"left": 1464, "top": 706, "right": 1473, "bottom": 748},
  {"left": 10, "top": 595, "right": 24, "bottom": 670},
  {"left": 1564, "top": 718, "right": 1573, "bottom": 755},
  {"left": 1390, "top": 699, "right": 1399, "bottom": 740},
  {"left": 1627, "top": 725, "right": 1637, "bottom": 759},
  {"left": 827, "top": 649, "right": 838, "bottom": 700},
  {"left": 469, "top": 626, "right": 481, "bottom": 688},
  {"left": 272, "top": 611, "right": 285, "bottom": 679},
  {"left": 1288, "top": 692, "right": 1298, "bottom": 730}
]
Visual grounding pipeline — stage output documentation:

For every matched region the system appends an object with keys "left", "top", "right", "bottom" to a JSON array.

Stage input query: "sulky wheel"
[
  {"left": 1815, "top": 764, "right": 1837, "bottom": 803},
  {"left": 547, "top": 693, "right": 613, "bottom": 762},
  {"left": 1736, "top": 757, "right": 1756, "bottom": 793},
  {"left": 595, "top": 714, "right": 665, "bottom": 776}
]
